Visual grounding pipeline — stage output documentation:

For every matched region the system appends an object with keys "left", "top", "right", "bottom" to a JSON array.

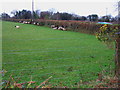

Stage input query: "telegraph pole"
[
  {"left": 106, "top": 8, "right": 108, "bottom": 16},
  {"left": 32, "top": 0, "right": 34, "bottom": 21}
]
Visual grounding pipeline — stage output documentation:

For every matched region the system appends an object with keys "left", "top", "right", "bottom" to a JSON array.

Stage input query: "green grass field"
[{"left": 2, "top": 21, "right": 115, "bottom": 88}]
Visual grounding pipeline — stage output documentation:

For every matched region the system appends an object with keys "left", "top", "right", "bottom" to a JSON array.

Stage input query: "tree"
[
  {"left": 20, "top": 10, "right": 32, "bottom": 19},
  {"left": 100, "top": 15, "right": 112, "bottom": 22},
  {"left": 33, "top": 11, "right": 39, "bottom": 19},
  {"left": 87, "top": 14, "right": 98, "bottom": 21},
  {"left": 81, "top": 16, "right": 87, "bottom": 21},
  {"left": 59, "top": 13, "right": 72, "bottom": 20},
  {"left": 52, "top": 12, "right": 60, "bottom": 20},
  {"left": 96, "top": 24, "right": 120, "bottom": 87},
  {"left": 40, "top": 11, "right": 51, "bottom": 19},
  {"left": 35, "top": 10, "right": 41, "bottom": 18},
  {"left": 91, "top": 14, "right": 98, "bottom": 21},
  {"left": 48, "top": 8, "right": 56, "bottom": 15},
  {"left": 48, "top": 8, "right": 57, "bottom": 19},
  {"left": 11, "top": 10, "right": 18, "bottom": 17},
  {"left": 87, "top": 15, "right": 92, "bottom": 21},
  {"left": 11, "top": 9, "right": 33, "bottom": 19},
  {"left": 0, "top": 13, "right": 10, "bottom": 19}
]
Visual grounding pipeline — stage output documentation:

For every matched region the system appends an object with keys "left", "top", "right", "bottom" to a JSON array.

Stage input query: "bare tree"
[
  {"left": 48, "top": 8, "right": 57, "bottom": 15},
  {"left": 11, "top": 10, "right": 18, "bottom": 17}
]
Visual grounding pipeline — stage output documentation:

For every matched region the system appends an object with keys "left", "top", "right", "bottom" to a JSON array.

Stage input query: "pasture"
[{"left": 2, "top": 21, "right": 115, "bottom": 88}]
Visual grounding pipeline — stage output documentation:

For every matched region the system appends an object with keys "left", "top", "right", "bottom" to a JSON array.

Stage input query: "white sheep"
[
  {"left": 15, "top": 26, "right": 20, "bottom": 29},
  {"left": 53, "top": 27, "right": 57, "bottom": 30},
  {"left": 19, "top": 21, "right": 22, "bottom": 23},
  {"left": 58, "top": 26, "right": 63, "bottom": 30},
  {"left": 27, "top": 22, "right": 30, "bottom": 24},
  {"left": 23, "top": 21, "right": 26, "bottom": 24},
  {"left": 58, "top": 26, "right": 66, "bottom": 31},
  {"left": 51, "top": 25, "right": 55, "bottom": 28},
  {"left": 62, "top": 28, "right": 66, "bottom": 31},
  {"left": 37, "top": 23, "right": 39, "bottom": 25},
  {"left": 33, "top": 22, "right": 36, "bottom": 25}
]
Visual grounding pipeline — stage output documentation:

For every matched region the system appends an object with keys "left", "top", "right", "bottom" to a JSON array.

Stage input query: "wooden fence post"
[{"left": 115, "top": 38, "right": 120, "bottom": 87}]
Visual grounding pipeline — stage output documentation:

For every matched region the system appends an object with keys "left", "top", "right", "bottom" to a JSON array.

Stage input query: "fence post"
[{"left": 115, "top": 38, "right": 120, "bottom": 87}]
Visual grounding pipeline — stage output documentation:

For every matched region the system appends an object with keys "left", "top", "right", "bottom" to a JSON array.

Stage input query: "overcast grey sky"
[{"left": 1, "top": 0, "right": 119, "bottom": 17}]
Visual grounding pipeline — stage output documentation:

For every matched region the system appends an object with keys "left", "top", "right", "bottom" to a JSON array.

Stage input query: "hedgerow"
[{"left": 4, "top": 19, "right": 119, "bottom": 35}]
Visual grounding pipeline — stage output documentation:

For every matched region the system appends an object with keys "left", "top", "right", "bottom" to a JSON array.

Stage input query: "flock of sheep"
[
  {"left": 51, "top": 25, "right": 66, "bottom": 31},
  {"left": 15, "top": 21, "right": 66, "bottom": 31},
  {"left": 15, "top": 21, "right": 31, "bottom": 29}
]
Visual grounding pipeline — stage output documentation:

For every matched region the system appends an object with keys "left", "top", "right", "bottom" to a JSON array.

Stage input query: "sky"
[{"left": 1, "top": 0, "right": 119, "bottom": 17}]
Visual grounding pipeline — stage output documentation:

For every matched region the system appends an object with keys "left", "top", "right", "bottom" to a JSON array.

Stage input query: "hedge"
[{"left": 3, "top": 19, "right": 119, "bottom": 35}]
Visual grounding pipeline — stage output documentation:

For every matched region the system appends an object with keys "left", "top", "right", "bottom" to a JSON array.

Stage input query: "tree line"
[{"left": 0, "top": 9, "right": 119, "bottom": 22}]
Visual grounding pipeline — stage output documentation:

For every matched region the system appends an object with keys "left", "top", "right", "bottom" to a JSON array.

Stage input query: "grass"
[{"left": 2, "top": 21, "right": 115, "bottom": 88}]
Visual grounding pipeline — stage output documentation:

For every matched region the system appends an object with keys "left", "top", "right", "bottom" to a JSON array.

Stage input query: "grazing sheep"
[
  {"left": 58, "top": 26, "right": 66, "bottom": 31},
  {"left": 22, "top": 21, "right": 25, "bottom": 24},
  {"left": 51, "top": 25, "right": 66, "bottom": 30},
  {"left": 19, "top": 21, "right": 22, "bottom": 23},
  {"left": 22, "top": 21, "right": 28, "bottom": 24},
  {"left": 58, "top": 26, "right": 63, "bottom": 30},
  {"left": 53, "top": 27, "right": 58, "bottom": 30},
  {"left": 37, "top": 23, "right": 39, "bottom": 25},
  {"left": 62, "top": 28, "right": 66, "bottom": 31},
  {"left": 15, "top": 26, "right": 20, "bottom": 29},
  {"left": 27, "top": 22, "right": 30, "bottom": 24},
  {"left": 51, "top": 25, "right": 55, "bottom": 28},
  {"left": 33, "top": 22, "right": 36, "bottom": 25}
]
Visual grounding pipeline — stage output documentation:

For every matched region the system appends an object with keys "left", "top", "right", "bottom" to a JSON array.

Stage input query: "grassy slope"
[{"left": 2, "top": 21, "right": 114, "bottom": 88}]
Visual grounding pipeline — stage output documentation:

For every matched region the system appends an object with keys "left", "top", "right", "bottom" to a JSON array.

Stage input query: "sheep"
[
  {"left": 51, "top": 25, "right": 58, "bottom": 30},
  {"left": 26, "top": 22, "right": 29, "bottom": 24},
  {"left": 51, "top": 25, "right": 55, "bottom": 28},
  {"left": 62, "top": 28, "right": 66, "bottom": 31},
  {"left": 19, "top": 21, "right": 22, "bottom": 23},
  {"left": 27, "top": 22, "right": 30, "bottom": 24},
  {"left": 15, "top": 25, "right": 20, "bottom": 29},
  {"left": 53, "top": 27, "right": 58, "bottom": 30},
  {"left": 37, "top": 23, "right": 39, "bottom": 25},
  {"left": 33, "top": 22, "right": 36, "bottom": 25},
  {"left": 58, "top": 26, "right": 63, "bottom": 30},
  {"left": 58, "top": 26, "right": 66, "bottom": 31},
  {"left": 51, "top": 25, "right": 66, "bottom": 30},
  {"left": 22, "top": 21, "right": 25, "bottom": 24},
  {"left": 22, "top": 21, "right": 28, "bottom": 24}
]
